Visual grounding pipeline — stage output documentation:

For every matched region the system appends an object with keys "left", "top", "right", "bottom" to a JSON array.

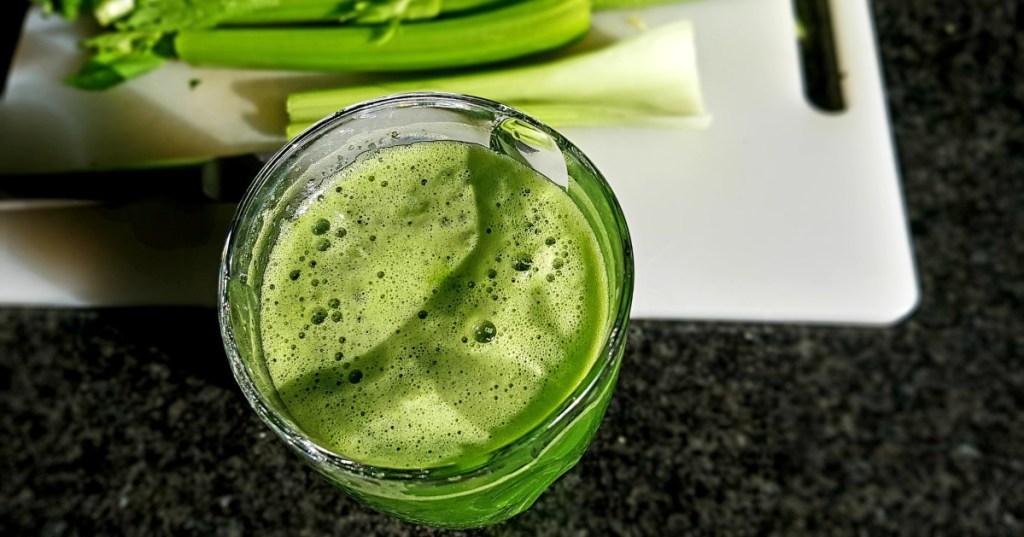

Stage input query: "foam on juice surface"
[{"left": 259, "top": 140, "right": 609, "bottom": 469}]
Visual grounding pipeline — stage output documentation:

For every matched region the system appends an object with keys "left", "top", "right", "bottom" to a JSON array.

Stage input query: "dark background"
[{"left": 2, "top": 0, "right": 1023, "bottom": 535}]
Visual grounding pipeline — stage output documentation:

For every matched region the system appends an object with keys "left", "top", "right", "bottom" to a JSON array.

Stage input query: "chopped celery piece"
[{"left": 287, "top": 20, "right": 709, "bottom": 135}]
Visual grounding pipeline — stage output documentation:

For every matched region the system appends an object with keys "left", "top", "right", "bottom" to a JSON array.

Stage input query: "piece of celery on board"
[
  {"left": 286, "top": 20, "right": 709, "bottom": 137},
  {"left": 175, "top": 0, "right": 589, "bottom": 71}
]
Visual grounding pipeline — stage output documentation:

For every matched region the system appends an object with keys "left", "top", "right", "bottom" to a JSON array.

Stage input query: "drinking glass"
[{"left": 219, "top": 93, "right": 633, "bottom": 529}]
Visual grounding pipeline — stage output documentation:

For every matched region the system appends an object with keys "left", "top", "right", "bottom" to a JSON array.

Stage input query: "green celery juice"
[{"left": 258, "top": 140, "right": 610, "bottom": 470}]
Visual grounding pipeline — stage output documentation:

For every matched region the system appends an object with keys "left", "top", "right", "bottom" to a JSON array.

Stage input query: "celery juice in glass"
[{"left": 220, "top": 94, "right": 633, "bottom": 528}]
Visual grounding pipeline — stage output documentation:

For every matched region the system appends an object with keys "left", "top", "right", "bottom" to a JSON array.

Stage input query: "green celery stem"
[
  {"left": 225, "top": 0, "right": 508, "bottom": 25},
  {"left": 176, "top": 0, "right": 590, "bottom": 71},
  {"left": 221, "top": 0, "right": 358, "bottom": 25}
]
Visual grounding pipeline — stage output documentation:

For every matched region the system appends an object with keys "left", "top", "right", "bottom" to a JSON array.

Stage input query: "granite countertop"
[{"left": 2, "top": 0, "right": 1022, "bottom": 535}]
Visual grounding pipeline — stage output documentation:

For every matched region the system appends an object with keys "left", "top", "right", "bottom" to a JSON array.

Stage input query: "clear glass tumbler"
[{"left": 218, "top": 93, "right": 633, "bottom": 529}]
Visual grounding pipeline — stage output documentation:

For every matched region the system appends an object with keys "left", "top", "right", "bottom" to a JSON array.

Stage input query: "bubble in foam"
[
  {"left": 513, "top": 255, "right": 533, "bottom": 272},
  {"left": 311, "top": 308, "right": 328, "bottom": 325},
  {"left": 474, "top": 321, "right": 497, "bottom": 343},
  {"left": 289, "top": 270, "right": 301, "bottom": 281},
  {"left": 312, "top": 218, "right": 330, "bottom": 235}
]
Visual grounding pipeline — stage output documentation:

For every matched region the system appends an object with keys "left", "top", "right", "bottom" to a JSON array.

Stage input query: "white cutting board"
[{"left": 0, "top": 0, "right": 919, "bottom": 324}]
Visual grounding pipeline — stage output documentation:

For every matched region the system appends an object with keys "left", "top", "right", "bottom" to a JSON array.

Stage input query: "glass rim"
[{"left": 218, "top": 92, "right": 634, "bottom": 482}]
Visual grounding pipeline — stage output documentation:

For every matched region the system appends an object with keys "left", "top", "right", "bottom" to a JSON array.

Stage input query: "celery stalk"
[
  {"left": 175, "top": 0, "right": 589, "bottom": 71},
  {"left": 286, "top": 20, "right": 709, "bottom": 136},
  {"left": 219, "top": 0, "right": 362, "bottom": 24},
  {"left": 224, "top": 0, "right": 506, "bottom": 25}
]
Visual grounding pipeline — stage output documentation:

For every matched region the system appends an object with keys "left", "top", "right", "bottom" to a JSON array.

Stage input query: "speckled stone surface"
[{"left": 2, "top": 0, "right": 1023, "bottom": 535}]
